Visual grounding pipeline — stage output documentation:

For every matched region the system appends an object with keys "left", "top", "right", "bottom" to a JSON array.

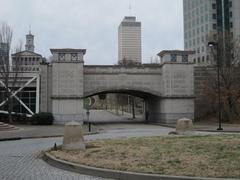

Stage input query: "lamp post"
[{"left": 208, "top": 41, "right": 223, "bottom": 131}]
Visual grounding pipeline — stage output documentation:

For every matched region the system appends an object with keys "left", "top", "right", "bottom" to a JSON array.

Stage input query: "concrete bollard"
[
  {"left": 176, "top": 117, "right": 193, "bottom": 133},
  {"left": 62, "top": 121, "right": 85, "bottom": 151}
]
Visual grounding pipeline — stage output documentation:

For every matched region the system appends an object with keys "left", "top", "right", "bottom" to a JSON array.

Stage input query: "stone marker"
[
  {"left": 176, "top": 117, "right": 193, "bottom": 133},
  {"left": 62, "top": 121, "right": 86, "bottom": 151}
]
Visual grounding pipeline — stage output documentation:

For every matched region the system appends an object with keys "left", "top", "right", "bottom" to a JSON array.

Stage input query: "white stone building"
[
  {"left": 183, "top": 0, "right": 240, "bottom": 66},
  {"left": 118, "top": 16, "right": 142, "bottom": 65},
  {"left": 11, "top": 32, "right": 45, "bottom": 72}
]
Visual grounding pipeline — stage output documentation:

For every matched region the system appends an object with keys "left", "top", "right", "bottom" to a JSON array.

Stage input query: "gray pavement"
[
  {"left": 85, "top": 110, "right": 144, "bottom": 123},
  {"left": 0, "top": 110, "right": 239, "bottom": 180},
  {"left": 0, "top": 124, "right": 175, "bottom": 180},
  {"left": 1, "top": 110, "right": 239, "bottom": 141},
  {"left": 0, "top": 137, "right": 111, "bottom": 180},
  {"left": 0, "top": 122, "right": 224, "bottom": 180}
]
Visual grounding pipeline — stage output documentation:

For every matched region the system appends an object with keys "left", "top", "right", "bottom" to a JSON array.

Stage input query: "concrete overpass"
[{"left": 40, "top": 49, "right": 194, "bottom": 124}]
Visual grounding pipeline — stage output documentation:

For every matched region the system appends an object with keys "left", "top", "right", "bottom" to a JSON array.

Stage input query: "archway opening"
[{"left": 83, "top": 89, "right": 159, "bottom": 124}]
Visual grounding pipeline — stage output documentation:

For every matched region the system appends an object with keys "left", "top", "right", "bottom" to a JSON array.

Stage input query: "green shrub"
[
  {"left": 31, "top": 112, "right": 54, "bottom": 125},
  {"left": 14, "top": 114, "right": 31, "bottom": 124}
]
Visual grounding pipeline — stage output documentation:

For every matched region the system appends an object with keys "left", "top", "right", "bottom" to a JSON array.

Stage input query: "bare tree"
[
  {"left": 204, "top": 32, "right": 240, "bottom": 122},
  {"left": 0, "top": 23, "right": 21, "bottom": 123}
]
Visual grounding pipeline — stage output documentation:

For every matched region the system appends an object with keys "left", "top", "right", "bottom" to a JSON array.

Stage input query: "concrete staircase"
[{"left": 0, "top": 122, "right": 19, "bottom": 131}]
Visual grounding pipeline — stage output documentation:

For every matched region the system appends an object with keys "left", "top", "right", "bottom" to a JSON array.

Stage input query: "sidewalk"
[
  {"left": 194, "top": 122, "right": 240, "bottom": 132},
  {"left": 1, "top": 120, "right": 240, "bottom": 142},
  {"left": 0, "top": 124, "right": 97, "bottom": 141},
  {"left": 158, "top": 121, "right": 240, "bottom": 133}
]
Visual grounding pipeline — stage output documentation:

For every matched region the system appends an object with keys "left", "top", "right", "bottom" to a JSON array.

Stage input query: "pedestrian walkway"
[
  {"left": 194, "top": 122, "right": 240, "bottom": 132},
  {"left": 1, "top": 110, "right": 240, "bottom": 141},
  {"left": 158, "top": 121, "right": 240, "bottom": 133},
  {"left": 0, "top": 124, "right": 97, "bottom": 141},
  {"left": 85, "top": 110, "right": 144, "bottom": 124}
]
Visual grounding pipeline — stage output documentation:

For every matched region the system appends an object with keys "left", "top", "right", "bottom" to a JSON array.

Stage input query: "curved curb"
[
  {"left": 0, "top": 137, "right": 22, "bottom": 141},
  {"left": 43, "top": 152, "right": 235, "bottom": 180},
  {"left": 0, "top": 131, "right": 99, "bottom": 142}
]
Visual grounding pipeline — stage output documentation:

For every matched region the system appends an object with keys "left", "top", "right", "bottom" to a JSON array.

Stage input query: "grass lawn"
[{"left": 49, "top": 134, "right": 240, "bottom": 178}]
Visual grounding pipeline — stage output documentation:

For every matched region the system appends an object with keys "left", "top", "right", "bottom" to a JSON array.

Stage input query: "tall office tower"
[
  {"left": 25, "top": 31, "right": 35, "bottom": 52},
  {"left": 183, "top": 0, "right": 240, "bottom": 65},
  {"left": 118, "top": 16, "right": 142, "bottom": 65}
]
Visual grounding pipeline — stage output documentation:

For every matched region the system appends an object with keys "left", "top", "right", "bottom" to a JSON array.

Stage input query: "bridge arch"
[{"left": 83, "top": 86, "right": 161, "bottom": 99}]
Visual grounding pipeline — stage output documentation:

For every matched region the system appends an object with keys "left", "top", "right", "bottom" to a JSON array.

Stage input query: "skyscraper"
[
  {"left": 183, "top": 0, "right": 240, "bottom": 65},
  {"left": 118, "top": 16, "right": 142, "bottom": 65}
]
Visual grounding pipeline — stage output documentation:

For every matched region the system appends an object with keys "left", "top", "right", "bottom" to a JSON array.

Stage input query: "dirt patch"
[{"left": 49, "top": 134, "right": 240, "bottom": 178}]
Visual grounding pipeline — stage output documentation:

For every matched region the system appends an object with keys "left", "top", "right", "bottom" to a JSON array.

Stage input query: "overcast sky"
[{"left": 1, "top": 0, "right": 183, "bottom": 65}]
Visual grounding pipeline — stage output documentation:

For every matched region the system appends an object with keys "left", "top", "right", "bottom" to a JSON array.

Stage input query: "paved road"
[
  {"left": 0, "top": 108, "right": 223, "bottom": 180},
  {"left": 85, "top": 110, "right": 143, "bottom": 123},
  {"left": 0, "top": 137, "right": 111, "bottom": 180},
  {"left": 0, "top": 123, "right": 221, "bottom": 180},
  {"left": 0, "top": 124, "right": 176, "bottom": 180}
]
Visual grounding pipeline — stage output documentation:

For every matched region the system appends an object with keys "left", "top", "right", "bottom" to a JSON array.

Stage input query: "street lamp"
[{"left": 208, "top": 41, "right": 223, "bottom": 131}]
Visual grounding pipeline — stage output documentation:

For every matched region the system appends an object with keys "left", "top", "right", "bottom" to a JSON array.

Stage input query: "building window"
[
  {"left": 212, "top": 14, "right": 217, "bottom": 19},
  {"left": 205, "top": 14, "right": 208, "bottom": 21},
  {"left": 212, "top": 3, "right": 216, "bottom": 9},
  {"left": 201, "top": 16, "right": 204, "bottom": 23},
  {"left": 59, "top": 53, "right": 65, "bottom": 61},
  {"left": 71, "top": 53, "right": 78, "bottom": 61},
  {"left": 230, "top": 22, "right": 233, "bottom": 28},
  {"left": 229, "top": 1, "right": 232, "bottom": 7},
  {"left": 182, "top": 55, "right": 188, "bottom": 62},
  {"left": 230, "top": 11, "right": 232, "bottom": 18},
  {"left": 170, "top": 54, "right": 177, "bottom": 62},
  {"left": 193, "top": 59, "right": 196, "bottom": 63},
  {"left": 197, "top": 57, "right": 200, "bottom": 63},
  {"left": 213, "top": 23, "right": 217, "bottom": 30},
  {"left": 202, "top": 36, "right": 205, "bottom": 43},
  {"left": 202, "top": 56, "right": 205, "bottom": 62}
]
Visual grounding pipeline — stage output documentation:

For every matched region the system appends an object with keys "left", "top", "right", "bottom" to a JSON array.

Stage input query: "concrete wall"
[
  {"left": 150, "top": 63, "right": 195, "bottom": 124},
  {"left": 40, "top": 64, "right": 52, "bottom": 113},
  {"left": 84, "top": 65, "right": 163, "bottom": 97},
  {"left": 159, "top": 98, "right": 194, "bottom": 124},
  {"left": 51, "top": 62, "right": 84, "bottom": 124},
  {"left": 162, "top": 63, "right": 194, "bottom": 97}
]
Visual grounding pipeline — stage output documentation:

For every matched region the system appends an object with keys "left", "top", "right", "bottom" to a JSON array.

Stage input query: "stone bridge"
[{"left": 40, "top": 49, "right": 194, "bottom": 124}]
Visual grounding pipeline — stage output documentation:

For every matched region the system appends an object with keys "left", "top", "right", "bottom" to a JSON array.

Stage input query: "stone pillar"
[
  {"left": 50, "top": 49, "right": 86, "bottom": 124},
  {"left": 62, "top": 121, "right": 85, "bottom": 151},
  {"left": 148, "top": 63, "right": 195, "bottom": 124},
  {"left": 161, "top": 63, "right": 194, "bottom": 124}
]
